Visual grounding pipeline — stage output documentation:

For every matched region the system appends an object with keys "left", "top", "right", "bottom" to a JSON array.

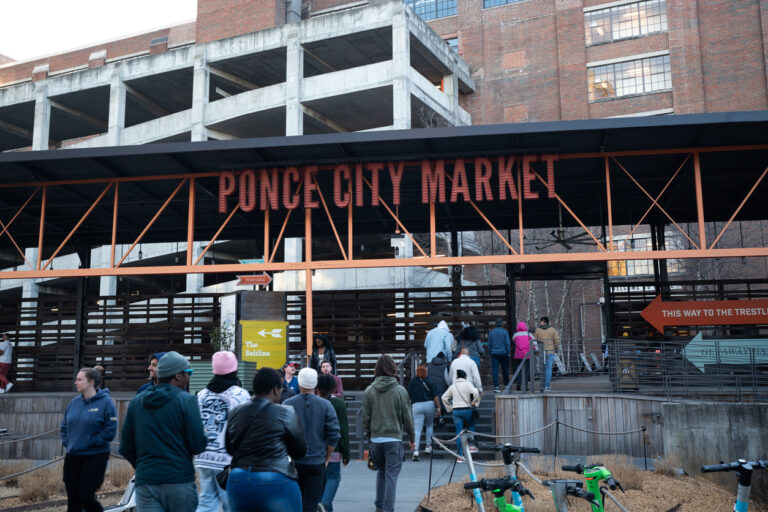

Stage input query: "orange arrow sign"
[
  {"left": 237, "top": 273, "right": 272, "bottom": 287},
  {"left": 640, "top": 295, "right": 768, "bottom": 332}
]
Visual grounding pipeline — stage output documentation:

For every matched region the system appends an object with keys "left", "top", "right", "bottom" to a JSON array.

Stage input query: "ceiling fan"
[{"left": 524, "top": 205, "right": 599, "bottom": 251}]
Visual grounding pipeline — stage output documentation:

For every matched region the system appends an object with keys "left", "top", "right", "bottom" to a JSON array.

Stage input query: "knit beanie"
[
  {"left": 212, "top": 351, "right": 238, "bottom": 375},
  {"left": 156, "top": 351, "right": 190, "bottom": 379},
  {"left": 297, "top": 367, "right": 318, "bottom": 389}
]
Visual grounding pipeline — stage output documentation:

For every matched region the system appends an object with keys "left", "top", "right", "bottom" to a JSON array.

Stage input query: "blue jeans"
[
  {"left": 491, "top": 354, "right": 509, "bottom": 388},
  {"left": 545, "top": 353, "right": 555, "bottom": 389},
  {"left": 135, "top": 481, "right": 198, "bottom": 512},
  {"left": 412, "top": 401, "right": 435, "bottom": 451},
  {"left": 470, "top": 356, "right": 481, "bottom": 367},
  {"left": 452, "top": 408, "right": 475, "bottom": 456},
  {"left": 196, "top": 467, "right": 229, "bottom": 512},
  {"left": 227, "top": 468, "right": 301, "bottom": 512},
  {"left": 320, "top": 461, "right": 341, "bottom": 512}
]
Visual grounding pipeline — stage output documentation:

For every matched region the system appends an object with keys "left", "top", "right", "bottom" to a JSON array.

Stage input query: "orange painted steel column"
[
  {"left": 693, "top": 152, "right": 706, "bottom": 249},
  {"left": 429, "top": 200, "right": 436, "bottom": 257},
  {"left": 605, "top": 157, "right": 613, "bottom": 249},
  {"left": 187, "top": 178, "right": 195, "bottom": 266},
  {"left": 111, "top": 182, "right": 119, "bottom": 268},
  {"left": 37, "top": 185, "right": 46, "bottom": 270},
  {"left": 347, "top": 177, "right": 353, "bottom": 261},
  {"left": 304, "top": 193, "right": 313, "bottom": 368},
  {"left": 264, "top": 208, "right": 270, "bottom": 263},
  {"left": 517, "top": 166, "right": 524, "bottom": 254}
]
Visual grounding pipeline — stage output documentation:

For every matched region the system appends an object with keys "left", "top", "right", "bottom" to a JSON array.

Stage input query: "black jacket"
[
  {"left": 310, "top": 347, "right": 337, "bottom": 374},
  {"left": 225, "top": 397, "right": 307, "bottom": 480}
]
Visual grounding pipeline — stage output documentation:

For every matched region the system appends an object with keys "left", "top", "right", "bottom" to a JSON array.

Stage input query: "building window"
[
  {"left": 404, "top": 0, "right": 457, "bottom": 20},
  {"left": 588, "top": 54, "right": 671, "bottom": 101},
  {"left": 484, "top": 0, "right": 523, "bottom": 8},
  {"left": 444, "top": 37, "right": 459, "bottom": 53},
  {"left": 585, "top": 0, "right": 668, "bottom": 46}
]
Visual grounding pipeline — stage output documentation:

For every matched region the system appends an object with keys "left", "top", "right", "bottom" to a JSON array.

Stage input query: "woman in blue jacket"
[{"left": 60, "top": 366, "right": 118, "bottom": 512}]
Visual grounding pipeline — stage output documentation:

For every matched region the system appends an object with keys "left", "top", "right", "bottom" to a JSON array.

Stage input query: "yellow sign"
[{"left": 240, "top": 320, "right": 288, "bottom": 369}]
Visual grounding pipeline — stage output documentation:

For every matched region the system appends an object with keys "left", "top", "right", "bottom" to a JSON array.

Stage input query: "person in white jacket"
[
  {"left": 442, "top": 369, "right": 480, "bottom": 461},
  {"left": 449, "top": 348, "right": 483, "bottom": 394}
]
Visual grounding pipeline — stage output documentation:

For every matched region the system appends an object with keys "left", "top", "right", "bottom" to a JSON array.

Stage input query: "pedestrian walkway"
[{"left": 331, "top": 458, "right": 462, "bottom": 512}]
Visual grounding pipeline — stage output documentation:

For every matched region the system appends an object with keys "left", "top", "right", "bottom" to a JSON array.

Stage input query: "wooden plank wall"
[
  {"left": 496, "top": 394, "right": 665, "bottom": 458},
  {"left": 0, "top": 393, "right": 134, "bottom": 460}
]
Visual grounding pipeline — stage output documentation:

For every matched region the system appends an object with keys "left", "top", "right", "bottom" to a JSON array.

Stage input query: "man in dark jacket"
[
  {"left": 119, "top": 351, "right": 207, "bottom": 512},
  {"left": 363, "top": 355, "right": 415, "bottom": 512},
  {"left": 285, "top": 368, "right": 340, "bottom": 512},
  {"left": 426, "top": 352, "right": 450, "bottom": 415},
  {"left": 317, "top": 374, "right": 350, "bottom": 512},
  {"left": 487, "top": 318, "right": 512, "bottom": 392}
]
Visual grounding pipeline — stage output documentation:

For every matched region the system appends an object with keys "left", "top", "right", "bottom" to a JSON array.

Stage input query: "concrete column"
[
  {"left": 285, "top": 25, "right": 304, "bottom": 136},
  {"left": 107, "top": 67, "right": 126, "bottom": 146},
  {"left": 32, "top": 83, "right": 51, "bottom": 150},
  {"left": 186, "top": 242, "right": 205, "bottom": 292},
  {"left": 443, "top": 72, "right": 460, "bottom": 123},
  {"left": 191, "top": 47, "right": 209, "bottom": 141},
  {"left": 392, "top": 11, "right": 412, "bottom": 129}
]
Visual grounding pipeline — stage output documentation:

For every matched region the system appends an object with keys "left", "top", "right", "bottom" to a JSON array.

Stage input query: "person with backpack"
[
  {"left": 407, "top": 364, "right": 440, "bottom": 461},
  {"left": 512, "top": 322, "right": 534, "bottom": 391}
]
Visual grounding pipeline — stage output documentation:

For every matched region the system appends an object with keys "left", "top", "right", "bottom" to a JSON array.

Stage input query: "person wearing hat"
[
  {"left": 195, "top": 351, "right": 250, "bottom": 512},
  {"left": 120, "top": 351, "right": 207, "bottom": 512},
  {"left": 283, "top": 361, "right": 300, "bottom": 394},
  {"left": 284, "top": 368, "right": 340, "bottom": 512},
  {"left": 136, "top": 351, "right": 167, "bottom": 394}
]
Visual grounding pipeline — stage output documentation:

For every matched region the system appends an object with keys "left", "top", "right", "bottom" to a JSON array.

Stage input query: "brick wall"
[
  {"left": 0, "top": 23, "right": 195, "bottom": 86},
  {"left": 196, "top": 0, "right": 285, "bottom": 43}
]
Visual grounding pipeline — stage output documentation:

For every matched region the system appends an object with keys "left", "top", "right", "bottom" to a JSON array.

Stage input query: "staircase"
[{"left": 343, "top": 390, "right": 497, "bottom": 461}]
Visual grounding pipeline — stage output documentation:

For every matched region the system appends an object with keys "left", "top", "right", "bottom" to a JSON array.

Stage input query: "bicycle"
[
  {"left": 541, "top": 478, "right": 600, "bottom": 512},
  {"left": 701, "top": 459, "right": 768, "bottom": 512},
  {"left": 562, "top": 462, "right": 624, "bottom": 512},
  {"left": 477, "top": 442, "right": 541, "bottom": 510},
  {"left": 464, "top": 476, "right": 535, "bottom": 512}
]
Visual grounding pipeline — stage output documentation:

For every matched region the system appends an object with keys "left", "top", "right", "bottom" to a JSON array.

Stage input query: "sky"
[{"left": 0, "top": 0, "right": 198, "bottom": 62}]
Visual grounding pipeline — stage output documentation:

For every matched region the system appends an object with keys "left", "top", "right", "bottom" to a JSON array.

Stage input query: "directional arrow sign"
[
  {"left": 640, "top": 295, "right": 768, "bottom": 332},
  {"left": 683, "top": 333, "right": 768, "bottom": 372},
  {"left": 236, "top": 273, "right": 272, "bottom": 287},
  {"left": 258, "top": 328, "right": 283, "bottom": 338}
]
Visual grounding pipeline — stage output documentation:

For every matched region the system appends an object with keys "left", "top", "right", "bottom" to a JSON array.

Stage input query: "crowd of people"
[{"left": 55, "top": 316, "right": 558, "bottom": 512}]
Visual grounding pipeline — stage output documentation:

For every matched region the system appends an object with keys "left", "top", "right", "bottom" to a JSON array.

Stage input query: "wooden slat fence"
[{"left": 496, "top": 394, "right": 665, "bottom": 458}]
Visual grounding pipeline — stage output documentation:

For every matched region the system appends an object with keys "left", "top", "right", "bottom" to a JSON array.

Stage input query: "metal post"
[
  {"left": 461, "top": 433, "right": 486, "bottom": 512},
  {"left": 428, "top": 444, "right": 434, "bottom": 503},
  {"left": 642, "top": 426, "right": 648, "bottom": 471},
  {"left": 553, "top": 420, "right": 560, "bottom": 471}
]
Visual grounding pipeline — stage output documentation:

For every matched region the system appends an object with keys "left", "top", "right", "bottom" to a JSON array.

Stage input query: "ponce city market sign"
[{"left": 217, "top": 156, "right": 559, "bottom": 212}]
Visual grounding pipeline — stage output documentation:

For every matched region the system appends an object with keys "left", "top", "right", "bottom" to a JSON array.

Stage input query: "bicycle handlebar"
[
  {"left": 562, "top": 464, "right": 582, "bottom": 473},
  {"left": 701, "top": 460, "right": 768, "bottom": 473},
  {"left": 478, "top": 442, "right": 541, "bottom": 453},
  {"left": 463, "top": 477, "right": 535, "bottom": 500}
]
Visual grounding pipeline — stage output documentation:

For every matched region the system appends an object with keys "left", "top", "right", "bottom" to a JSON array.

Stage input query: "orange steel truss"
[{"left": 1, "top": 146, "right": 767, "bottom": 355}]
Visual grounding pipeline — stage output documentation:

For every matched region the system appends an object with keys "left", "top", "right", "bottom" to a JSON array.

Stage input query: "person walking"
[
  {"left": 0, "top": 333, "right": 13, "bottom": 393},
  {"left": 441, "top": 368, "right": 480, "bottom": 462},
  {"left": 137, "top": 352, "right": 166, "bottom": 394},
  {"left": 363, "top": 355, "right": 415, "bottom": 512},
  {"left": 488, "top": 319, "right": 511, "bottom": 393},
  {"left": 60, "top": 366, "right": 117, "bottom": 512},
  {"left": 119, "top": 351, "right": 207, "bottom": 512},
  {"left": 225, "top": 368, "right": 307, "bottom": 512},
  {"left": 195, "top": 351, "right": 251, "bottom": 512},
  {"left": 512, "top": 322, "right": 534, "bottom": 391},
  {"left": 310, "top": 334, "right": 337, "bottom": 374},
  {"left": 456, "top": 325, "right": 484, "bottom": 366},
  {"left": 534, "top": 317, "right": 560, "bottom": 392},
  {"left": 424, "top": 321, "right": 453, "bottom": 363},
  {"left": 283, "top": 361, "right": 300, "bottom": 394},
  {"left": 407, "top": 364, "right": 440, "bottom": 461},
  {"left": 426, "top": 352, "right": 450, "bottom": 416},
  {"left": 317, "top": 374, "right": 350, "bottom": 512},
  {"left": 449, "top": 347, "right": 483, "bottom": 394},
  {"left": 319, "top": 360, "right": 344, "bottom": 398},
  {"left": 284, "top": 368, "right": 340, "bottom": 512}
]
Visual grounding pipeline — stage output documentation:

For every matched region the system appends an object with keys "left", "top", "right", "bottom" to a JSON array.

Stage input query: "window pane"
[
  {"left": 585, "top": 0, "right": 667, "bottom": 46},
  {"left": 484, "top": 0, "right": 524, "bottom": 9},
  {"left": 405, "top": 0, "right": 456, "bottom": 20},
  {"left": 588, "top": 55, "right": 670, "bottom": 101}
]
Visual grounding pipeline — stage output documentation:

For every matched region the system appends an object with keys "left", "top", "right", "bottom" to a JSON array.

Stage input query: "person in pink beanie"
[{"left": 195, "top": 351, "right": 251, "bottom": 512}]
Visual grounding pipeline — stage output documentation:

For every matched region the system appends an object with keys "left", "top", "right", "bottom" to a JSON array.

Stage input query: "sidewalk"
[{"left": 331, "top": 458, "right": 466, "bottom": 512}]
